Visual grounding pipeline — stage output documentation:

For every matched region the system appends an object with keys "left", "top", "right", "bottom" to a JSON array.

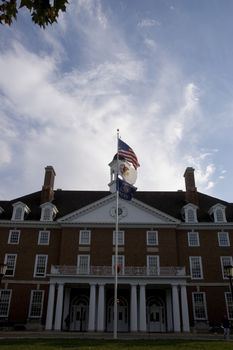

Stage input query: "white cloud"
[
  {"left": 144, "top": 38, "right": 157, "bottom": 50},
  {"left": 138, "top": 19, "right": 160, "bottom": 28},
  {"left": 0, "top": 140, "right": 11, "bottom": 166},
  {"left": 0, "top": 0, "right": 230, "bottom": 202}
]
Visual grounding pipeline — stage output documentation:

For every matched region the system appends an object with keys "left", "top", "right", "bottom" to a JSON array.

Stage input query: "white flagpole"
[{"left": 113, "top": 129, "right": 120, "bottom": 339}]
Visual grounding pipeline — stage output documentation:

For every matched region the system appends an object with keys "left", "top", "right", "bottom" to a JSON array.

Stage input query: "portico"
[{"left": 45, "top": 266, "right": 190, "bottom": 333}]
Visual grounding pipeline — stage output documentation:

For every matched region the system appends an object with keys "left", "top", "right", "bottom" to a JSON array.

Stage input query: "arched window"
[
  {"left": 216, "top": 208, "right": 224, "bottom": 222},
  {"left": 40, "top": 203, "right": 58, "bottom": 221},
  {"left": 11, "top": 202, "right": 30, "bottom": 221},
  {"left": 14, "top": 207, "right": 23, "bottom": 220},
  {"left": 187, "top": 208, "right": 195, "bottom": 223},
  {"left": 182, "top": 204, "right": 198, "bottom": 223},
  {"left": 208, "top": 204, "right": 226, "bottom": 223}
]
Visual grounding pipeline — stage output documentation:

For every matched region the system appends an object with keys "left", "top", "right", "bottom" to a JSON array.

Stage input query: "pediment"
[{"left": 58, "top": 193, "right": 179, "bottom": 225}]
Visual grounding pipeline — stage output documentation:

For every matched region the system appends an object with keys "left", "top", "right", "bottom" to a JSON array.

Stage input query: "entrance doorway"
[
  {"left": 107, "top": 296, "right": 129, "bottom": 332},
  {"left": 70, "top": 296, "right": 89, "bottom": 331},
  {"left": 147, "top": 296, "right": 166, "bottom": 332}
]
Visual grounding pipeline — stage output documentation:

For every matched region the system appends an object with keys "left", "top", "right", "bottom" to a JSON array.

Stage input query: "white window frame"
[
  {"left": 8, "top": 230, "right": 20, "bottom": 244},
  {"left": 38, "top": 230, "right": 50, "bottom": 245},
  {"left": 13, "top": 206, "right": 23, "bottom": 220},
  {"left": 28, "top": 290, "right": 44, "bottom": 318},
  {"left": 11, "top": 202, "right": 30, "bottom": 221},
  {"left": 218, "top": 232, "right": 230, "bottom": 247},
  {"left": 220, "top": 256, "right": 233, "bottom": 279},
  {"left": 113, "top": 230, "right": 125, "bottom": 246},
  {"left": 112, "top": 255, "right": 125, "bottom": 275},
  {"left": 79, "top": 230, "right": 91, "bottom": 245},
  {"left": 189, "top": 256, "right": 203, "bottom": 279},
  {"left": 147, "top": 255, "right": 160, "bottom": 275},
  {"left": 34, "top": 255, "right": 48, "bottom": 278},
  {"left": 192, "top": 292, "right": 208, "bottom": 320},
  {"left": 182, "top": 204, "right": 198, "bottom": 223},
  {"left": 225, "top": 292, "right": 233, "bottom": 320},
  {"left": 188, "top": 231, "right": 200, "bottom": 247},
  {"left": 42, "top": 207, "right": 52, "bottom": 221},
  {"left": 0, "top": 289, "right": 12, "bottom": 317},
  {"left": 216, "top": 208, "right": 225, "bottom": 222},
  {"left": 40, "top": 203, "right": 58, "bottom": 222},
  {"left": 4, "top": 254, "right": 17, "bottom": 277},
  {"left": 77, "top": 255, "right": 90, "bottom": 274},
  {"left": 146, "top": 231, "right": 158, "bottom": 246},
  {"left": 209, "top": 204, "right": 227, "bottom": 223}
]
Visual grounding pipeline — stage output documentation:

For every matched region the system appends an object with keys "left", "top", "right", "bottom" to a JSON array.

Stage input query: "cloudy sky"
[{"left": 0, "top": 0, "right": 233, "bottom": 201}]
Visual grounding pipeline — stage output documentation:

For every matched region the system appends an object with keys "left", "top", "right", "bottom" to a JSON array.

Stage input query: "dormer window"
[
  {"left": 0, "top": 207, "right": 4, "bottom": 215},
  {"left": 40, "top": 202, "right": 58, "bottom": 222},
  {"left": 208, "top": 204, "right": 226, "bottom": 223},
  {"left": 11, "top": 202, "right": 30, "bottom": 221},
  {"left": 182, "top": 203, "right": 198, "bottom": 223}
]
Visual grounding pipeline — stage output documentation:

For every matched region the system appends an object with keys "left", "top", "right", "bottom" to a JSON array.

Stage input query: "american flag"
[{"left": 118, "top": 138, "right": 140, "bottom": 169}]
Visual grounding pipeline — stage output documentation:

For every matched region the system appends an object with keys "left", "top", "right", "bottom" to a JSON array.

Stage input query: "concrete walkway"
[{"left": 0, "top": 331, "right": 232, "bottom": 341}]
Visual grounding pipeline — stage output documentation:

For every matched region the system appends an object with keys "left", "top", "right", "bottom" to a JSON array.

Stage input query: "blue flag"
[{"left": 117, "top": 177, "right": 137, "bottom": 201}]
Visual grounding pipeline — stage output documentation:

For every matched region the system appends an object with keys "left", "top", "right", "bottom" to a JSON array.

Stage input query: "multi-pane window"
[
  {"left": 192, "top": 292, "right": 207, "bottom": 320},
  {"left": 12, "top": 202, "right": 30, "bottom": 221},
  {"left": 77, "top": 255, "right": 90, "bottom": 274},
  {"left": 8, "top": 230, "right": 20, "bottom": 244},
  {"left": 14, "top": 206, "right": 23, "bottom": 220},
  {"left": 183, "top": 204, "right": 198, "bottom": 223},
  {"left": 216, "top": 208, "right": 225, "bottom": 222},
  {"left": 0, "top": 290, "right": 12, "bottom": 317},
  {"left": 112, "top": 255, "right": 125, "bottom": 275},
  {"left": 113, "top": 231, "right": 125, "bottom": 246},
  {"left": 187, "top": 209, "right": 196, "bottom": 223},
  {"left": 38, "top": 230, "right": 50, "bottom": 245},
  {"left": 225, "top": 292, "right": 233, "bottom": 319},
  {"left": 34, "top": 255, "right": 48, "bottom": 277},
  {"left": 4, "top": 254, "right": 17, "bottom": 276},
  {"left": 42, "top": 207, "right": 52, "bottom": 221},
  {"left": 147, "top": 231, "right": 158, "bottom": 246},
  {"left": 218, "top": 232, "right": 230, "bottom": 247},
  {"left": 79, "top": 230, "right": 91, "bottom": 245},
  {"left": 189, "top": 256, "right": 203, "bottom": 279},
  {"left": 188, "top": 232, "right": 200, "bottom": 247},
  {"left": 220, "top": 256, "right": 233, "bottom": 279},
  {"left": 40, "top": 204, "right": 57, "bottom": 221},
  {"left": 147, "top": 255, "right": 160, "bottom": 275},
  {"left": 28, "top": 290, "right": 44, "bottom": 318}
]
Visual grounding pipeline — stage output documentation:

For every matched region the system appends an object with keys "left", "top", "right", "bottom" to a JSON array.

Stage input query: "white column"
[
  {"left": 88, "top": 283, "right": 96, "bottom": 331},
  {"left": 97, "top": 284, "right": 105, "bottom": 331},
  {"left": 139, "top": 284, "right": 147, "bottom": 332},
  {"left": 172, "top": 284, "right": 181, "bottom": 332},
  {"left": 130, "top": 284, "right": 138, "bottom": 332},
  {"left": 54, "top": 283, "right": 64, "bottom": 330},
  {"left": 45, "top": 283, "right": 56, "bottom": 330},
  {"left": 166, "top": 288, "right": 173, "bottom": 332},
  {"left": 180, "top": 285, "right": 190, "bottom": 332}
]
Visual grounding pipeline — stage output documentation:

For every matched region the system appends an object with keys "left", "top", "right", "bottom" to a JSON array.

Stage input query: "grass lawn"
[{"left": 0, "top": 339, "right": 232, "bottom": 350}]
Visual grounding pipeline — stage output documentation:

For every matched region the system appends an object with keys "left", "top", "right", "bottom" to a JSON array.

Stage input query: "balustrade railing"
[{"left": 50, "top": 265, "right": 185, "bottom": 277}]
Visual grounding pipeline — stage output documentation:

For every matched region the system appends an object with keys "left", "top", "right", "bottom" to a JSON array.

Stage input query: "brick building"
[{"left": 0, "top": 161, "right": 233, "bottom": 333}]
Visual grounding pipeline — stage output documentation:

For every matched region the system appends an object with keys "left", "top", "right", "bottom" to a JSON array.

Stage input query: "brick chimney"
[
  {"left": 183, "top": 167, "right": 199, "bottom": 205},
  {"left": 40, "top": 166, "right": 56, "bottom": 204}
]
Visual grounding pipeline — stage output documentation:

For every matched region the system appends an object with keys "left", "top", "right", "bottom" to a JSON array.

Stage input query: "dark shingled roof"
[{"left": 0, "top": 189, "right": 233, "bottom": 222}]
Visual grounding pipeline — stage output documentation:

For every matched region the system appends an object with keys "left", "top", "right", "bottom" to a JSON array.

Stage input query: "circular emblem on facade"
[{"left": 110, "top": 206, "right": 128, "bottom": 218}]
